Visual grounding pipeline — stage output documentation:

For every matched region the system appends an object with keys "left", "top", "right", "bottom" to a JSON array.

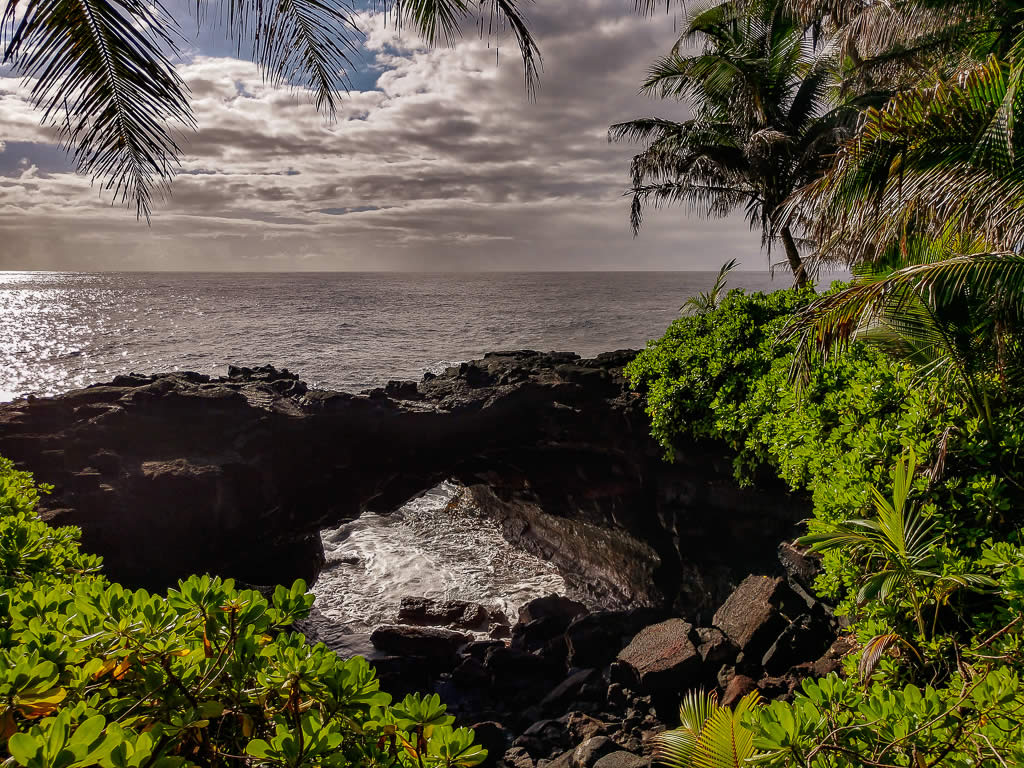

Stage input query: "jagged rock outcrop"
[{"left": 0, "top": 352, "right": 807, "bottom": 617}]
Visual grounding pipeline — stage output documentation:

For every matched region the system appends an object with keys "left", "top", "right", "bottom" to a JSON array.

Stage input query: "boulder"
[
  {"left": 514, "top": 719, "right": 572, "bottom": 760},
  {"left": 712, "top": 576, "right": 798, "bottom": 657},
  {"left": 541, "top": 669, "right": 603, "bottom": 714},
  {"left": 519, "top": 596, "right": 588, "bottom": 625},
  {"left": 593, "top": 752, "right": 649, "bottom": 768},
  {"left": 811, "top": 636, "right": 856, "bottom": 677},
  {"left": 695, "top": 626, "right": 737, "bottom": 667},
  {"left": 512, "top": 616, "right": 572, "bottom": 661},
  {"left": 398, "top": 596, "right": 490, "bottom": 630},
  {"left": 471, "top": 722, "right": 508, "bottom": 768},
  {"left": 565, "top": 609, "right": 666, "bottom": 669},
  {"left": 721, "top": 674, "right": 758, "bottom": 707},
  {"left": 504, "top": 746, "right": 535, "bottom": 768},
  {"left": 614, "top": 619, "right": 702, "bottom": 692},
  {"left": 369, "top": 624, "right": 470, "bottom": 662},
  {"left": 571, "top": 737, "right": 619, "bottom": 768},
  {"left": 761, "top": 613, "right": 834, "bottom": 675},
  {"left": 560, "top": 712, "right": 611, "bottom": 744},
  {"left": 485, "top": 645, "right": 561, "bottom": 691}
]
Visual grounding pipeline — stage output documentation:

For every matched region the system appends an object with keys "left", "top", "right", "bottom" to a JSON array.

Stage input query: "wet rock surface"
[
  {"left": 300, "top": 541, "right": 842, "bottom": 768},
  {"left": 340, "top": 570, "right": 844, "bottom": 768}
]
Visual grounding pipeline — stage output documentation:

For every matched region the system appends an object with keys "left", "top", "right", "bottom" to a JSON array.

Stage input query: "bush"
[
  {"left": 629, "top": 288, "right": 1024, "bottom": 765},
  {"left": 0, "top": 457, "right": 485, "bottom": 768}
]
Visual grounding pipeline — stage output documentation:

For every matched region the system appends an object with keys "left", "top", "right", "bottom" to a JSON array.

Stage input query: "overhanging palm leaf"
[
  {"left": 1, "top": 0, "right": 540, "bottom": 218},
  {"left": 3, "top": 0, "right": 193, "bottom": 219},
  {"left": 782, "top": 251, "right": 1024, "bottom": 414},
  {"left": 785, "top": 57, "right": 1024, "bottom": 268}
]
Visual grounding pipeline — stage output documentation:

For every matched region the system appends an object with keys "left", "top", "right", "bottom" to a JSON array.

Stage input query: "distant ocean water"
[
  {"left": 0, "top": 270, "right": 791, "bottom": 402},
  {"left": 0, "top": 269, "right": 793, "bottom": 631}
]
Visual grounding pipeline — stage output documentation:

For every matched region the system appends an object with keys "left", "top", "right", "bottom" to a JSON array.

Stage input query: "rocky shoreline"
[
  {"left": 0, "top": 350, "right": 844, "bottom": 768},
  {"left": 298, "top": 545, "right": 845, "bottom": 768}
]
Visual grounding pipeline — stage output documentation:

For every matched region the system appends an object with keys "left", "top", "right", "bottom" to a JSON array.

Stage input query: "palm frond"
[
  {"left": 3, "top": 0, "right": 193, "bottom": 219},
  {"left": 653, "top": 690, "right": 761, "bottom": 768},
  {"left": 682, "top": 258, "right": 738, "bottom": 314},
  {"left": 3, "top": 0, "right": 541, "bottom": 216},
  {"left": 782, "top": 252, "right": 1024, "bottom": 403},
  {"left": 858, "top": 632, "right": 902, "bottom": 682},
  {"left": 785, "top": 57, "right": 1024, "bottom": 265}
]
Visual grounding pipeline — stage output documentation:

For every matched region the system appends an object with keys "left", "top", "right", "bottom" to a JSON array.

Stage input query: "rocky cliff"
[{"left": 0, "top": 350, "right": 807, "bottom": 619}]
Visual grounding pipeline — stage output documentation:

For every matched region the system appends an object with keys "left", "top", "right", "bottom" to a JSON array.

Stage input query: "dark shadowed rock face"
[{"left": 0, "top": 352, "right": 807, "bottom": 616}]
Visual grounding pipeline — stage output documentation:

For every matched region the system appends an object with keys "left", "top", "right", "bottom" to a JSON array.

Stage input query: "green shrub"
[
  {"left": 0, "top": 457, "right": 485, "bottom": 768},
  {"left": 630, "top": 288, "right": 1024, "bottom": 765}
]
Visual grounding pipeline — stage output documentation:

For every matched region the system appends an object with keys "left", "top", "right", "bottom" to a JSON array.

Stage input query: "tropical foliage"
[
  {"left": 0, "top": 456, "right": 485, "bottom": 768},
  {"left": 0, "top": 0, "right": 540, "bottom": 218},
  {"left": 652, "top": 690, "right": 761, "bottom": 768},
  {"left": 681, "top": 259, "right": 737, "bottom": 315},
  {"left": 631, "top": 289, "right": 1024, "bottom": 767}
]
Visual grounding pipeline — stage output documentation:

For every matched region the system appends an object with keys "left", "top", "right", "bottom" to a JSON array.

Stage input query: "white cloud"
[{"left": 0, "top": 3, "right": 763, "bottom": 271}]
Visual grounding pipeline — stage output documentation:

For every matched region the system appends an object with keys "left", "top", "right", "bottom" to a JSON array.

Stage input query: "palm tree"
[
  {"left": 681, "top": 258, "right": 737, "bottom": 314},
  {"left": 652, "top": 689, "right": 762, "bottom": 768},
  {"left": 1, "top": 0, "right": 540, "bottom": 220},
  {"left": 784, "top": 56, "right": 1024, "bottom": 270},
  {"left": 610, "top": 0, "right": 855, "bottom": 287},
  {"left": 784, "top": 0, "right": 1024, "bottom": 96},
  {"left": 780, "top": 52, "right": 1024, "bottom": 403}
]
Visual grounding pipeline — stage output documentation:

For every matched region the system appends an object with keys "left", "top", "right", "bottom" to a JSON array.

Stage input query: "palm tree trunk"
[{"left": 780, "top": 226, "right": 808, "bottom": 288}]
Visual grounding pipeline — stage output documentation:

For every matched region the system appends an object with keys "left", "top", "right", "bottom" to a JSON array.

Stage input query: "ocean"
[{"left": 0, "top": 269, "right": 789, "bottom": 631}]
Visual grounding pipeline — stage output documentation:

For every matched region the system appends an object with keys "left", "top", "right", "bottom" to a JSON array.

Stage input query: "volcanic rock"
[
  {"left": 398, "top": 596, "right": 490, "bottom": 630},
  {"left": 712, "top": 575, "right": 798, "bottom": 657},
  {"left": 614, "top": 619, "right": 701, "bottom": 692},
  {"left": 0, "top": 352, "right": 808, "bottom": 617},
  {"left": 369, "top": 624, "right": 470, "bottom": 662}
]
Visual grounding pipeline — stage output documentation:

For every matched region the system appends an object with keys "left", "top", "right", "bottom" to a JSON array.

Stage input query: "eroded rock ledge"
[{"left": 0, "top": 350, "right": 805, "bottom": 618}]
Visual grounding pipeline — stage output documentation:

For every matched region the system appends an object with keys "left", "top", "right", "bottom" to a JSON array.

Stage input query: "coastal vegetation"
[
  {"left": 617, "top": 0, "right": 1024, "bottom": 755},
  {"left": 628, "top": 288, "right": 1024, "bottom": 764},
  {"left": 0, "top": 457, "right": 487, "bottom": 768}
]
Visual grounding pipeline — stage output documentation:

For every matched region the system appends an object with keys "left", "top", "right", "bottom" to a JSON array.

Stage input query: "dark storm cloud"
[{"left": 0, "top": 2, "right": 763, "bottom": 271}]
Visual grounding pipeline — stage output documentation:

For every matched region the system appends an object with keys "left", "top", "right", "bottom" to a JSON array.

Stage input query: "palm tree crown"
[{"left": 610, "top": 0, "right": 852, "bottom": 286}]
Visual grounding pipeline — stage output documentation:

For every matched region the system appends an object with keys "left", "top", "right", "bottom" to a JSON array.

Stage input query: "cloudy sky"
[{"left": 0, "top": 1, "right": 768, "bottom": 271}]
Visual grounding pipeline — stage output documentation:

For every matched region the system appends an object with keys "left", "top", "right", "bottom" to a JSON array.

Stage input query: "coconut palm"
[
  {"left": 784, "top": 0, "right": 1023, "bottom": 96},
  {"left": 1, "top": 0, "right": 540, "bottom": 219},
  {"left": 610, "top": 0, "right": 855, "bottom": 287},
  {"left": 779, "top": 48, "right": 1024, "bottom": 404},
  {"left": 652, "top": 689, "right": 762, "bottom": 768},
  {"left": 785, "top": 56, "right": 1024, "bottom": 270}
]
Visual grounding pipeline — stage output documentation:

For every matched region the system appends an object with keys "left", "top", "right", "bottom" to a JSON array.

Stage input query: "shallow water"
[{"left": 313, "top": 483, "right": 570, "bottom": 632}]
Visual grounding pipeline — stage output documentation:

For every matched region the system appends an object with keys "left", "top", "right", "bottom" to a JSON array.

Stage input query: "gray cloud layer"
[{"left": 0, "top": 3, "right": 767, "bottom": 271}]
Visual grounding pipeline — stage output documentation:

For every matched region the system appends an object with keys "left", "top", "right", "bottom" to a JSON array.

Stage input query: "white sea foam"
[{"left": 312, "top": 482, "right": 569, "bottom": 631}]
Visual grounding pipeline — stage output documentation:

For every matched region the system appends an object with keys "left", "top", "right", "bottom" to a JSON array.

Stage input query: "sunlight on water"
[
  {"left": 0, "top": 270, "right": 785, "bottom": 401},
  {"left": 312, "top": 482, "right": 570, "bottom": 631}
]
